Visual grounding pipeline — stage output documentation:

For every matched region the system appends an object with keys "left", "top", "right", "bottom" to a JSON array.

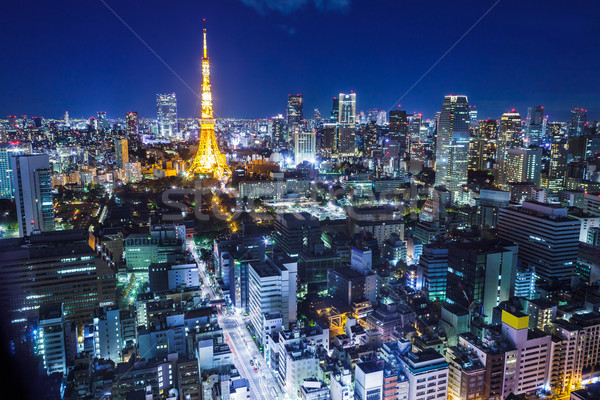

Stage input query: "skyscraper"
[
  {"left": 287, "top": 94, "right": 303, "bottom": 138},
  {"left": 0, "top": 141, "right": 29, "bottom": 199},
  {"left": 12, "top": 154, "right": 54, "bottom": 237},
  {"left": 547, "top": 123, "right": 568, "bottom": 191},
  {"left": 337, "top": 93, "right": 356, "bottom": 154},
  {"left": 504, "top": 147, "right": 543, "bottom": 187},
  {"left": 338, "top": 93, "right": 356, "bottom": 124},
  {"left": 156, "top": 93, "right": 178, "bottom": 138},
  {"left": 435, "top": 95, "right": 470, "bottom": 196},
  {"left": 271, "top": 114, "right": 286, "bottom": 145},
  {"left": 388, "top": 109, "right": 409, "bottom": 157},
  {"left": 434, "top": 95, "right": 470, "bottom": 197},
  {"left": 525, "top": 105, "right": 544, "bottom": 146},
  {"left": 497, "top": 111, "right": 522, "bottom": 184},
  {"left": 126, "top": 111, "right": 139, "bottom": 137},
  {"left": 498, "top": 201, "right": 580, "bottom": 285},
  {"left": 568, "top": 108, "right": 587, "bottom": 137},
  {"left": 294, "top": 131, "right": 316, "bottom": 165},
  {"left": 114, "top": 138, "right": 129, "bottom": 169}
]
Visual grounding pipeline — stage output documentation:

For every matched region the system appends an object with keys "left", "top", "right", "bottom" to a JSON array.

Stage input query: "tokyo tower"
[{"left": 188, "top": 27, "right": 231, "bottom": 180}]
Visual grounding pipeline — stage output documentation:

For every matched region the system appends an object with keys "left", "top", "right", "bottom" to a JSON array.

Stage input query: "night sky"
[{"left": 1, "top": 0, "right": 599, "bottom": 121}]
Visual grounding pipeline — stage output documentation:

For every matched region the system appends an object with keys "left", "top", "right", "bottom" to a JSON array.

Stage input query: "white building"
[
  {"left": 248, "top": 257, "right": 297, "bottom": 346},
  {"left": 330, "top": 369, "right": 353, "bottom": 400},
  {"left": 400, "top": 348, "right": 449, "bottom": 400},
  {"left": 12, "top": 153, "right": 54, "bottom": 236},
  {"left": 354, "top": 361, "right": 383, "bottom": 400},
  {"left": 294, "top": 131, "right": 316, "bottom": 165},
  {"left": 37, "top": 303, "right": 67, "bottom": 376},
  {"left": 94, "top": 308, "right": 122, "bottom": 363},
  {"left": 500, "top": 310, "right": 551, "bottom": 395}
]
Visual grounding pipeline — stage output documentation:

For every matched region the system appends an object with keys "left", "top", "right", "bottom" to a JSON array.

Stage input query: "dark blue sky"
[{"left": 1, "top": 0, "right": 599, "bottom": 121}]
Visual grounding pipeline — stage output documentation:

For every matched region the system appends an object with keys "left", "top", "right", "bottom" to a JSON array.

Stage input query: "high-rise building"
[
  {"left": 498, "top": 201, "right": 580, "bottom": 285},
  {"left": 287, "top": 94, "right": 303, "bottom": 137},
  {"left": 274, "top": 212, "right": 322, "bottom": 258},
  {"left": 294, "top": 131, "right": 316, "bottom": 165},
  {"left": 338, "top": 93, "right": 356, "bottom": 125},
  {"left": 0, "top": 230, "right": 116, "bottom": 331},
  {"left": 331, "top": 97, "right": 339, "bottom": 122},
  {"left": 271, "top": 114, "right": 286, "bottom": 144},
  {"left": 156, "top": 93, "right": 178, "bottom": 138},
  {"left": 248, "top": 257, "right": 297, "bottom": 346},
  {"left": 126, "top": 111, "right": 139, "bottom": 137},
  {"left": 114, "top": 138, "right": 129, "bottom": 169},
  {"left": 434, "top": 95, "right": 470, "bottom": 197},
  {"left": 503, "top": 147, "right": 543, "bottom": 187},
  {"left": 547, "top": 123, "right": 568, "bottom": 191},
  {"left": 446, "top": 239, "right": 518, "bottom": 323},
  {"left": 337, "top": 93, "right": 357, "bottom": 155},
  {"left": 420, "top": 243, "right": 449, "bottom": 302},
  {"left": 386, "top": 109, "right": 409, "bottom": 170},
  {"left": 497, "top": 111, "right": 523, "bottom": 184},
  {"left": 525, "top": 105, "right": 544, "bottom": 146},
  {"left": 36, "top": 303, "right": 67, "bottom": 376},
  {"left": 96, "top": 111, "right": 108, "bottom": 130},
  {"left": 12, "top": 153, "right": 54, "bottom": 236},
  {"left": 568, "top": 108, "right": 587, "bottom": 137},
  {"left": 0, "top": 142, "right": 29, "bottom": 199}
]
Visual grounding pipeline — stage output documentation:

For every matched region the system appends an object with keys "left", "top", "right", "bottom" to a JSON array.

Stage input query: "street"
[{"left": 189, "top": 240, "right": 283, "bottom": 400}]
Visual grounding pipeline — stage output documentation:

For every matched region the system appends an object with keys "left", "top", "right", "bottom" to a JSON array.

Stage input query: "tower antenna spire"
[{"left": 203, "top": 19, "right": 208, "bottom": 59}]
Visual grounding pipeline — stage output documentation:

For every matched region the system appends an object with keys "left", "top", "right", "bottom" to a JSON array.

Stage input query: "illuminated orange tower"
[{"left": 189, "top": 27, "right": 231, "bottom": 180}]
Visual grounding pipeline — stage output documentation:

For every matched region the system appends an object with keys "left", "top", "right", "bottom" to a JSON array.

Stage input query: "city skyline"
[{"left": 1, "top": 0, "right": 599, "bottom": 120}]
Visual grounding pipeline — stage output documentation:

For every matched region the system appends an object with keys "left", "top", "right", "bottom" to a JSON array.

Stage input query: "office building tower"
[
  {"left": 496, "top": 112, "right": 522, "bottom": 184},
  {"left": 294, "top": 131, "right": 316, "bottom": 165},
  {"left": 114, "top": 138, "right": 129, "bottom": 169},
  {"left": 498, "top": 201, "right": 580, "bottom": 285},
  {"left": 63, "top": 111, "right": 70, "bottom": 127},
  {"left": 96, "top": 111, "right": 108, "bottom": 130},
  {"left": 446, "top": 239, "right": 518, "bottom": 323},
  {"left": 470, "top": 119, "right": 497, "bottom": 171},
  {"left": 514, "top": 265, "right": 537, "bottom": 299},
  {"left": 475, "top": 189, "right": 510, "bottom": 229},
  {"left": 287, "top": 94, "right": 303, "bottom": 136},
  {"left": 36, "top": 303, "right": 67, "bottom": 376},
  {"left": 248, "top": 257, "right": 297, "bottom": 346},
  {"left": 338, "top": 93, "right": 356, "bottom": 125},
  {"left": 434, "top": 95, "right": 470, "bottom": 197},
  {"left": 321, "top": 123, "right": 337, "bottom": 156},
  {"left": 408, "top": 113, "right": 423, "bottom": 143},
  {"left": 568, "top": 108, "right": 587, "bottom": 137},
  {"left": 420, "top": 243, "right": 449, "bottom": 302},
  {"left": 525, "top": 105, "right": 545, "bottom": 145},
  {"left": 503, "top": 147, "right": 543, "bottom": 187},
  {"left": 156, "top": 93, "right": 178, "bottom": 138},
  {"left": 354, "top": 361, "right": 383, "bottom": 400},
  {"left": 0, "top": 230, "right": 116, "bottom": 331},
  {"left": 12, "top": 154, "right": 54, "bottom": 236},
  {"left": 274, "top": 212, "right": 322, "bottom": 257},
  {"left": 271, "top": 114, "right": 286, "bottom": 144},
  {"left": 337, "top": 93, "right": 357, "bottom": 154},
  {"left": 126, "top": 111, "right": 139, "bottom": 137},
  {"left": 388, "top": 109, "right": 409, "bottom": 157},
  {"left": 547, "top": 123, "right": 568, "bottom": 191},
  {"left": 331, "top": 97, "right": 339, "bottom": 121},
  {"left": 93, "top": 308, "right": 123, "bottom": 363},
  {"left": 0, "top": 142, "right": 29, "bottom": 199}
]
